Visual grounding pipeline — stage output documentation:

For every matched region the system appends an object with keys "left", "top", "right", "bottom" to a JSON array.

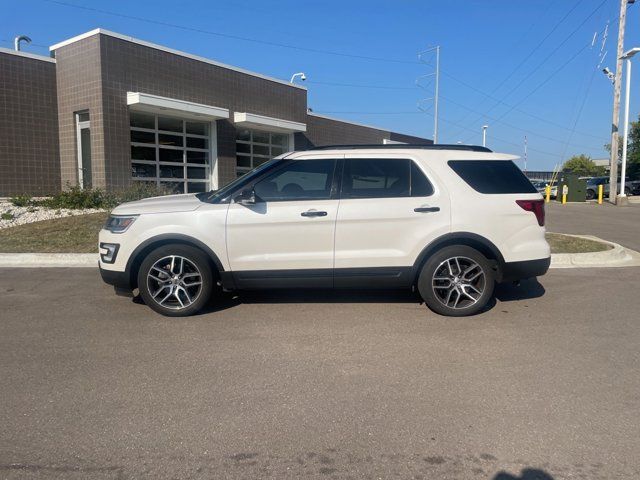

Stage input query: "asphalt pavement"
[
  {"left": 546, "top": 201, "right": 640, "bottom": 251},
  {"left": 1, "top": 267, "right": 639, "bottom": 479}
]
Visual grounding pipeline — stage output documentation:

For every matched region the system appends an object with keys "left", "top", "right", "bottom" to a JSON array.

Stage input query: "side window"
[
  {"left": 342, "top": 159, "right": 410, "bottom": 198},
  {"left": 410, "top": 161, "right": 435, "bottom": 197},
  {"left": 253, "top": 159, "right": 336, "bottom": 202}
]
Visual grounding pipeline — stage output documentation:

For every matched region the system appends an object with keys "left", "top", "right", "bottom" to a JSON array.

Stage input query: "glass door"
[{"left": 75, "top": 112, "right": 91, "bottom": 189}]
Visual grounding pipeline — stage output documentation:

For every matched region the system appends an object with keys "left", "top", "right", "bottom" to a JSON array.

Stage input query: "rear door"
[{"left": 333, "top": 154, "right": 450, "bottom": 286}]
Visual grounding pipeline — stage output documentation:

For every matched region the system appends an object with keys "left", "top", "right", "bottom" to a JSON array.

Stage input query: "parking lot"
[
  {"left": 546, "top": 201, "right": 640, "bottom": 251},
  {"left": 1, "top": 258, "right": 640, "bottom": 479}
]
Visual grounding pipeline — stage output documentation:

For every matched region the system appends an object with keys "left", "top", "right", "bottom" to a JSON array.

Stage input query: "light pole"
[
  {"left": 618, "top": 47, "right": 640, "bottom": 205},
  {"left": 482, "top": 125, "right": 488, "bottom": 147}
]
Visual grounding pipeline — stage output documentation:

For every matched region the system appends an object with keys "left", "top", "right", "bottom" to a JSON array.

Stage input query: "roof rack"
[{"left": 308, "top": 144, "right": 493, "bottom": 152}]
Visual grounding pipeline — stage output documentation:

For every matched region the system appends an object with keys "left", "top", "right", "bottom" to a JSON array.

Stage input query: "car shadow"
[
  {"left": 210, "top": 288, "right": 421, "bottom": 308},
  {"left": 494, "top": 277, "right": 546, "bottom": 302},
  {"left": 139, "top": 278, "right": 545, "bottom": 316},
  {"left": 493, "top": 468, "right": 555, "bottom": 480}
]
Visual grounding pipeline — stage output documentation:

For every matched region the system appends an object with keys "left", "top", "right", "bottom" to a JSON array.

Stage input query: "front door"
[
  {"left": 333, "top": 154, "right": 451, "bottom": 287},
  {"left": 226, "top": 157, "right": 340, "bottom": 288}
]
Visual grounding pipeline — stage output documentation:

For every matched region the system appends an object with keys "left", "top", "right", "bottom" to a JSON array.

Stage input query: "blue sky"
[{"left": 3, "top": 0, "right": 640, "bottom": 171}]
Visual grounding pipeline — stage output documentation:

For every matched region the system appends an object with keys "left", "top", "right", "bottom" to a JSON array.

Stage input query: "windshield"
[{"left": 198, "top": 158, "right": 283, "bottom": 203}]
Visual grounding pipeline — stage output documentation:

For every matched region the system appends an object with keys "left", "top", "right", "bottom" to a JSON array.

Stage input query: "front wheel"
[
  {"left": 417, "top": 246, "right": 495, "bottom": 317},
  {"left": 137, "top": 244, "right": 214, "bottom": 317},
  {"left": 586, "top": 189, "right": 596, "bottom": 200}
]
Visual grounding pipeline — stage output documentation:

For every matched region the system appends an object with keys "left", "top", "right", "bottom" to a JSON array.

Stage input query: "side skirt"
[{"left": 229, "top": 267, "right": 414, "bottom": 290}]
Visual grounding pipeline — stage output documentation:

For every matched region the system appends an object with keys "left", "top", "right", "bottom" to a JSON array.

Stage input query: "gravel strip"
[{"left": 0, "top": 200, "right": 105, "bottom": 229}]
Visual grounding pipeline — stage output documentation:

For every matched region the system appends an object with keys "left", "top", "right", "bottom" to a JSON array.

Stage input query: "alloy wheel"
[
  {"left": 146, "top": 255, "right": 203, "bottom": 310},
  {"left": 431, "top": 256, "right": 486, "bottom": 310}
]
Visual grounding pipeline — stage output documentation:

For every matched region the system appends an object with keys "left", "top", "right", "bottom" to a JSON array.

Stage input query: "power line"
[
  {"left": 307, "top": 78, "right": 606, "bottom": 147},
  {"left": 317, "top": 107, "right": 607, "bottom": 159},
  {"left": 457, "top": 0, "right": 608, "bottom": 139},
  {"left": 453, "top": 1, "right": 578, "bottom": 130},
  {"left": 42, "top": 0, "right": 421, "bottom": 65},
  {"left": 440, "top": 95, "right": 605, "bottom": 150},
  {"left": 307, "top": 80, "right": 416, "bottom": 90},
  {"left": 440, "top": 70, "right": 603, "bottom": 140}
]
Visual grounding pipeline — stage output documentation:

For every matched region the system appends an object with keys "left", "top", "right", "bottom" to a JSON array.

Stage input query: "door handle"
[
  {"left": 414, "top": 207, "right": 440, "bottom": 213},
  {"left": 301, "top": 210, "right": 328, "bottom": 217}
]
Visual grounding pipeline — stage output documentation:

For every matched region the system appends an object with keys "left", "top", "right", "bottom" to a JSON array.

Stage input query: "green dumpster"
[{"left": 555, "top": 173, "right": 586, "bottom": 202}]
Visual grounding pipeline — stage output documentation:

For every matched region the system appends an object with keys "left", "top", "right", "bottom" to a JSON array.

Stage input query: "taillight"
[{"left": 516, "top": 199, "right": 545, "bottom": 226}]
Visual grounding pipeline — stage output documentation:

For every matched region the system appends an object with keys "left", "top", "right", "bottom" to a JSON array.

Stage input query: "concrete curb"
[
  {"left": 0, "top": 253, "right": 97, "bottom": 268},
  {"left": 549, "top": 234, "right": 640, "bottom": 269},
  {"left": 0, "top": 234, "right": 638, "bottom": 269}
]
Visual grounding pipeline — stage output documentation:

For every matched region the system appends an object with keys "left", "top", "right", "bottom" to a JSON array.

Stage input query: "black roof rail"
[{"left": 307, "top": 143, "right": 493, "bottom": 153}]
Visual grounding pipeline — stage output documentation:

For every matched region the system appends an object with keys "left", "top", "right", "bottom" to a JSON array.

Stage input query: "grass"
[
  {"left": 0, "top": 212, "right": 108, "bottom": 253},
  {"left": 546, "top": 233, "right": 612, "bottom": 254}
]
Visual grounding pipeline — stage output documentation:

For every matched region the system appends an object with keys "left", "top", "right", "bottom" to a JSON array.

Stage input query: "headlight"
[{"left": 104, "top": 215, "right": 138, "bottom": 233}]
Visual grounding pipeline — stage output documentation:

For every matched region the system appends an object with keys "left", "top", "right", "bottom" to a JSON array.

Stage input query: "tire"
[
  {"left": 417, "top": 245, "right": 495, "bottom": 317},
  {"left": 137, "top": 244, "right": 214, "bottom": 317},
  {"left": 625, "top": 187, "right": 631, "bottom": 196},
  {"left": 586, "top": 189, "right": 596, "bottom": 200}
]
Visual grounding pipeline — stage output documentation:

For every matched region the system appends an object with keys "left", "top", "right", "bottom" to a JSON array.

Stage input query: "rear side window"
[
  {"left": 448, "top": 160, "right": 537, "bottom": 194},
  {"left": 342, "top": 159, "right": 434, "bottom": 198}
]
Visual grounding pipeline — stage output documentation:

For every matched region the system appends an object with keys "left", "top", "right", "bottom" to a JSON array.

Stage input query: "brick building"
[{"left": 0, "top": 29, "right": 430, "bottom": 196}]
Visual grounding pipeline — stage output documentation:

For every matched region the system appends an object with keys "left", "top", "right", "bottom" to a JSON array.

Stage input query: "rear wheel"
[
  {"left": 137, "top": 244, "right": 214, "bottom": 317},
  {"left": 586, "top": 189, "right": 596, "bottom": 200},
  {"left": 418, "top": 246, "right": 495, "bottom": 317}
]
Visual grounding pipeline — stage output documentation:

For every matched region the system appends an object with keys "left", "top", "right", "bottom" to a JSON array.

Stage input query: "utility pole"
[
  {"left": 433, "top": 46, "right": 440, "bottom": 144},
  {"left": 524, "top": 135, "right": 528, "bottom": 173},
  {"left": 609, "top": 0, "right": 628, "bottom": 204}
]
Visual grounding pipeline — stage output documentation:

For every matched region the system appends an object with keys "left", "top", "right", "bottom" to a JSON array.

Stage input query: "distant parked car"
[
  {"left": 585, "top": 176, "right": 638, "bottom": 200},
  {"left": 530, "top": 181, "right": 556, "bottom": 198}
]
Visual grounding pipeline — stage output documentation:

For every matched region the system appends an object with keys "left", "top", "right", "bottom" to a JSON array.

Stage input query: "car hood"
[{"left": 112, "top": 193, "right": 204, "bottom": 215}]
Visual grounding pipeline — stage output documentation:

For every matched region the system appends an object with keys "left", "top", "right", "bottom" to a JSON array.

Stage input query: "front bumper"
[
  {"left": 500, "top": 257, "right": 550, "bottom": 283},
  {"left": 99, "top": 265, "right": 132, "bottom": 292}
]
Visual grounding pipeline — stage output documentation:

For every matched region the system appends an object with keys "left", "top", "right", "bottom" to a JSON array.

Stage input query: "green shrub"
[
  {"left": 36, "top": 185, "right": 108, "bottom": 210},
  {"left": 10, "top": 194, "right": 33, "bottom": 207},
  {"left": 28, "top": 183, "right": 172, "bottom": 210},
  {"left": 110, "top": 182, "right": 171, "bottom": 206},
  {"left": 1, "top": 212, "right": 14, "bottom": 221}
]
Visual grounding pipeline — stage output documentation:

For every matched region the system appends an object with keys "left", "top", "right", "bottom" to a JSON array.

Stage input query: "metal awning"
[
  {"left": 233, "top": 112, "right": 306, "bottom": 133},
  {"left": 127, "top": 92, "right": 229, "bottom": 120}
]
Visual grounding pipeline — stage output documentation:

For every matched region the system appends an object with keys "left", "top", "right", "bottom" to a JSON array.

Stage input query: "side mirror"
[{"left": 235, "top": 188, "right": 256, "bottom": 205}]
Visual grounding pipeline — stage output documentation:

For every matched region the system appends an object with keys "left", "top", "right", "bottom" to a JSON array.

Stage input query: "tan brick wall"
[
  {"left": 54, "top": 35, "right": 104, "bottom": 189},
  {"left": 0, "top": 52, "right": 60, "bottom": 195}
]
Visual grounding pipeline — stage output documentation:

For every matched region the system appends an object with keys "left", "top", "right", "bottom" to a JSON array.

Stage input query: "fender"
[
  {"left": 412, "top": 232, "right": 505, "bottom": 281},
  {"left": 125, "top": 233, "right": 232, "bottom": 288}
]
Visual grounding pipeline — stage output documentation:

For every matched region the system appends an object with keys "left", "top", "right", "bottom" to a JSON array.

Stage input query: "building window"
[
  {"left": 130, "top": 112, "right": 211, "bottom": 193},
  {"left": 235, "top": 128, "right": 290, "bottom": 177}
]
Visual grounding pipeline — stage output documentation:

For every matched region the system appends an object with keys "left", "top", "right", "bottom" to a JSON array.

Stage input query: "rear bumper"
[
  {"left": 99, "top": 265, "right": 132, "bottom": 291},
  {"left": 499, "top": 257, "right": 550, "bottom": 283}
]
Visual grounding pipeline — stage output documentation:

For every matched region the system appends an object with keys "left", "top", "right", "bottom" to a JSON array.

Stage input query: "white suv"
[{"left": 99, "top": 145, "right": 550, "bottom": 317}]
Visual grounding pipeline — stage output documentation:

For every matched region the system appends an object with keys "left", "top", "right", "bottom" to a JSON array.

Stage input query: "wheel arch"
[
  {"left": 412, "top": 232, "right": 505, "bottom": 283},
  {"left": 125, "top": 234, "right": 226, "bottom": 289}
]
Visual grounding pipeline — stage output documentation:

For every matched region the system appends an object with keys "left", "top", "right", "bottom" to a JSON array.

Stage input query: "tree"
[
  {"left": 562, "top": 154, "right": 606, "bottom": 176},
  {"left": 605, "top": 115, "right": 640, "bottom": 179},
  {"left": 623, "top": 116, "right": 640, "bottom": 179}
]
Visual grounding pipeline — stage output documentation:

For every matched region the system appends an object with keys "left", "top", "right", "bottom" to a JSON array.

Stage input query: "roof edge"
[
  {"left": 307, "top": 111, "right": 389, "bottom": 132},
  {"left": 0, "top": 47, "right": 55, "bottom": 63},
  {"left": 49, "top": 28, "right": 306, "bottom": 90}
]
